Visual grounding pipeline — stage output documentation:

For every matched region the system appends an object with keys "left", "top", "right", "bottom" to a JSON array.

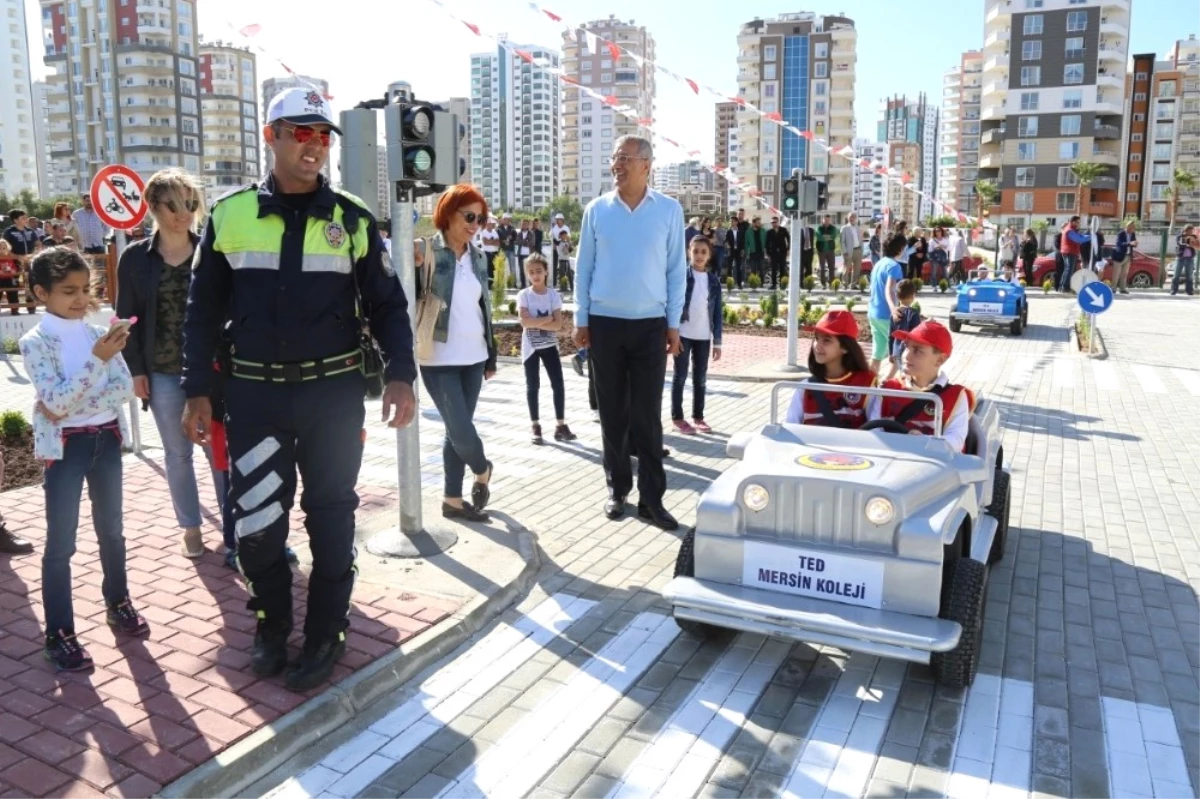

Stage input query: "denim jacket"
[
  {"left": 426, "top": 232, "right": 497, "bottom": 371},
  {"left": 681, "top": 269, "right": 723, "bottom": 346},
  {"left": 18, "top": 323, "right": 134, "bottom": 461}
]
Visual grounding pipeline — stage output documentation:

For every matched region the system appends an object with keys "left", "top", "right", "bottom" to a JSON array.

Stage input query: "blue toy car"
[{"left": 948, "top": 273, "right": 1028, "bottom": 336}]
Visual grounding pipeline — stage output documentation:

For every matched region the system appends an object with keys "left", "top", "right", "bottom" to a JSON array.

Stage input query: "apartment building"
[
  {"left": 469, "top": 38, "right": 560, "bottom": 212},
  {"left": 32, "top": 81, "right": 55, "bottom": 197},
  {"left": 713, "top": 101, "right": 738, "bottom": 214},
  {"left": 734, "top": 13, "right": 857, "bottom": 219},
  {"left": 262, "top": 75, "right": 330, "bottom": 179},
  {"left": 40, "top": 0, "right": 202, "bottom": 194},
  {"left": 653, "top": 160, "right": 713, "bottom": 194},
  {"left": 1122, "top": 37, "right": 1200, "bottom": 225},
  {"left": 1, "top": 0, "right": 39, "bottom": 197},
  {"left": 885, "top": 142, "right": 922, "bottom": 223},
  {"left": 851, "top": 138, "right": 885, "bottom": 221},
  {"left": 198, "top": 40, "right": 257, "bottom": 194},
  {"left": 978, "top": 0, "right": 1130, "bottom": 228},
  {"left": 726, "top": 129, "right": 740, "bottom": 214},
  {"left": 939, "top": 51, "right": 984, "bottom": 216},
  {"left": 878, "top": 94, "right": 939, "bottom": 222},
  {"left": 561, "top": 17, "right": 656, "bottom": 205},
  {"left": 667, "top": 184, "right": 724, "bottom": 219}
]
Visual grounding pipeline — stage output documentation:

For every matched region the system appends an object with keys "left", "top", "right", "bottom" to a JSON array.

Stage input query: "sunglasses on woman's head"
[
  {"left": 458, "top": 211, "right": 482, "bottom": 225},
  {"left": 279, "top": 122, "right": 335, "bottom": 147}
]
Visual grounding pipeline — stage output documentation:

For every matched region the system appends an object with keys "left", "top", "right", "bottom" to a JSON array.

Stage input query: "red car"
[
  {"left": 859, "top": 253, "right": 985, "bottom": 284},
  {"left": 1031, "top": 247, "right": 1161, "bottom": 289}
]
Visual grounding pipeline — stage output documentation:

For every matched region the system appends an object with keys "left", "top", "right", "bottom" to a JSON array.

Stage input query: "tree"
[
  {"left": 1166, "top": 167, "right": 1198, "bottom": 245},
  {"left": 1069, "top": 161, "right": 1106, "bottom": 219},
  {"left": 924, "top": 214, "right": 959, "bottom": 230},
  {"left": 539, "top": 195, "right": 584, "bottom": 231},
  {"left": 974, "top": 179, "right": 999, "bottom": 214},
  {"left": 1031, "top": 219, "right": 1050, "bottom": 252},
  {"left": 0, "top": 190, "right": 80, "bottom": 222}
]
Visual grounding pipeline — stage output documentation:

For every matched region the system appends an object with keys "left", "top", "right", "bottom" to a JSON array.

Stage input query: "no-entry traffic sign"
[{"left": 90, "top": 165, "right": 148, "bottom": 231}]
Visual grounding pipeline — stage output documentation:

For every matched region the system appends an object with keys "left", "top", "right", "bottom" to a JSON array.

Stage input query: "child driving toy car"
[
  {"left": 876, "top": 319, "right": 975, "bottom": 452},
  {"left": 786, "top": 310, "right": 879, "bottom": 428}
]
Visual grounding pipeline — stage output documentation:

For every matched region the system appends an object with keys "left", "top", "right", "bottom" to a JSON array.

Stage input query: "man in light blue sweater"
[{"left": 573, "top": 135, "right": 687, "bottom": 530}]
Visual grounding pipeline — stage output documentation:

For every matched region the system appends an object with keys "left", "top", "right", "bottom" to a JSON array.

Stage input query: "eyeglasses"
[
  {"left": 458, "top": 210, "right": 481, "bottom": 225},
  {"left": 278, "top": 122, "right": 335, "bottom": 147},
  {"left": 158, "top": 198, "right": 200, "bottom": 214},
  {"left": 609, "top": 154, "right": 647, "bottom": 165}
]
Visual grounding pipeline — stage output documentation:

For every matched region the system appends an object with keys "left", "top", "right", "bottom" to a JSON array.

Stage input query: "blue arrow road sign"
[
  {"left": 1077, "top": 280, "right": 1114, "bottom": 314},
  {"left": 412, "top": 208, "right": 419, "bottom": 224}
]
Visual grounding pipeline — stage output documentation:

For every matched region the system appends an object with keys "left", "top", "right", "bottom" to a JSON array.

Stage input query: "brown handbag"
[{"left": 414, "top": 237, "right": 442, "bottom": 361}]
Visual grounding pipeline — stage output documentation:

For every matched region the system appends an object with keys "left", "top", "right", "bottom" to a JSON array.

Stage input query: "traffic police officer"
[{"left": 181, "top": 88, "right": 417, "bottom": 691}]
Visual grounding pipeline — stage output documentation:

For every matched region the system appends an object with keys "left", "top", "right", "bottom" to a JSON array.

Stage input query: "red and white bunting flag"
[
  {"left": 685, "top": 78, "right": 700, "bottom": 95},
  {"left": 538, "top": 4, "right": 562, "bottom": 22},
  {"left": 637, "top": 117, "right": 653, "bottom": 126},
  {"left": 606, "top": 40, "right": 621, "bottom": 62},
  {"left": 731, "top": 96, "right": 746, "bottom": 107},
  {"left": 901, "top": 172, "right": 912, "bottom": 183},
  {"left": 859, "top": 159, "right": 871, "bottom": 168},
  {"left": 238, "top": 23, "right": 261, "bottom": 37},
  {"left": 663, "top": 137, "right": 680, "bottom": 147},
  {"left": 687, "top": 150, "right": 700, "bottom": 156},
  {"left": 764, "top": 111, "right": 783, "bottom": 123},
  {"left": 800, "top": 130, "right": 814, "bottom": 141},
  {"left": 462, "top": 20, "right": 482, "bottom": 36},
  {"left": 836, "top": 145, "right": 854, "bottom": 157},
  {"left": 602, "top": 94, "right": 618, "bottom": 106},
  {"left": 628, "top": 52, "right": 645, "bottom": 67},
  {"left": 515, "top": 49, "right": 534, "bottom": 63},
  {"left": 561, "top": 75, "right": 579, "bottom": 86},
  {"left": 583, "top": 30, "right": 601, "bottom": 56}
]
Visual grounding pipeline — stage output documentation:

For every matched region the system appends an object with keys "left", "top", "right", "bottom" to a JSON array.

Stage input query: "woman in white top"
[
  {"left": 479, "top": 218, "right": 501, "bottom": 288},
  {"left": 419, "top": 186, "right": 498, "bottom": 523}
]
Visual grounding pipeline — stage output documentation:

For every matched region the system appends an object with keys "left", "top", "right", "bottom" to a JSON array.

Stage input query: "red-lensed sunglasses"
[{"left": 278, "top": 122, "right": 335, "bottom": 147}]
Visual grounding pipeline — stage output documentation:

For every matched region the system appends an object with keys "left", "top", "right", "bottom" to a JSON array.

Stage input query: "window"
[
  {"left": 1016, "top": 167, "right": 1035, "bottom": 186},
  {"left": 815, "top": 82, "right": 827, "bottom": 96},
  {"left": 1064, "top": 64, "right": 1084, "bottom": 85},
  {"left": 1019, "top": 92, "right": 1038, "bottom": 111},
  {"left": 1057, "top": 192, "right": 1076, "bottom": 211},
  {"left": 1024, "top": 0, "right": 1042, "bottom": 6},
  {"left": 763, "top": 45, "right": 776, "bottom": 60},
  {"left": 600, "top": 73, "right": 611, "bottom": 83},
  {"left": 1136, "top": 72, "right": 1148, "bottom": 82},
  {"left": 1152, "top": 163, "right": 1171, "bottom": 180},
  {"left": 1018, "top": 116, "right": 1038, "bottom": 137},
  {"left": 1023, "top": 15, "right": 1043, "bottom": 35},
  {"left": 1059, "top": 142, "right": 1080, "bottom": 159},
  {"left": 1058, "top": 167, "right": 1078, "bottom": 186},
  {"left": 1159, "top": 80, "right": 1177, "bottom": 98},
  {"left": 1132, "top": 133, "right": 1143, "bottom": 142},
  {"left": 1153, "top": 143, "right": 1172, "bottom": 159},
  {"left": 1022, "top": 41, "right": 1041, "bottom": 61},
  {"left": 1063, "top": 90, "right": 1082, "bottom": 109},
  {"left": 814, "top": 100, "right": 826, "bottom": 113},
  {"left": 764, "top": 84, "right": 776, "bottom": 98},
  {"left": 1015, "top": 191, "right": 1034, "bottom": 211},
  {"left": 815, "top": 43, "right": 828, "bottom": 59},
  {"left": 1060, "top": 115, "right": 1081, "bottom": 136},
  {"left": 1020, "top": 66, "right": 1040, "bottom": 87},
  {"left": 1135, "top": 92, "right": 1146, "bottom": 102},
  {"left": 763, "top": 63, "right": 776, "bottom": 80},
  {"left": 1131, "top": 153, "right": 1142, "bottom": 162},
  {"left": 1065, "top": 37, "right": 1084, "bottom": 59},
  {"left": 582, "top": 129, "right": 592, "bottom": 138},
  {"left": 1156, "top": 123, "right": 1174, "bottom": 139},
  {"left": 1018, "top": 142, "right": 1037, "bottom": 160},
  {"left": 581, "top": 115, "right": 592, "bottom": 124},
  {"left": 600, "top": 59, "right": 611, "bottom": 69},
  {"left": 1127, "top": 192, "right": 1139, "bottom": 202},
  {"left": 814, "top": 62, "right": 827, "bottom": 78},
  {"left": 1130, "top": 172, "right": 1140, "bottom": 182},
  {"left": 1066, "top": 10, "right": 1087, "bottom": 31}
]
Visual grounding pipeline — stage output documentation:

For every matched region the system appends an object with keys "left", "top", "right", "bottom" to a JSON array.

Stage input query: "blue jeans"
[
  {"left": 43, "top": 426, "right": 126, "bottom": 634},
  {"left": 421, "top": 362, "right": 488, "bottom": 499},
  {"left": 1172, "top": 256, "right": 1195, "bottom": 295},
  {"left": 1058, "top": 254, "right": 1079, "bottom": 292},
  {"left": 148, "top": 372, "right": 216, "bottom": 529},
  {"left": 672, "top": 338, "right": 711, "bottom": 421}
]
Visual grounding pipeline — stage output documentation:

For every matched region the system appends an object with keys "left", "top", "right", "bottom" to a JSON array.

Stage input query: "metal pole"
[
  {"left": 393, "top": 193, "right": 423, "bottom": 534},
  {"left": 112, "top": 229, "right": 142, "bottom": 455},
  {"left": 783, "top": 215, "right": 803, "bottom": 371},
  {"left": 1089, "top": 311, "right": 1096, "bottom": 357}
]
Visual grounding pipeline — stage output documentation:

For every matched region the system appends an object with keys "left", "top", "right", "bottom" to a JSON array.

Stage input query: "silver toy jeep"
[{"left": 662, "top": 383, "right": 1010, "bottom": 687}]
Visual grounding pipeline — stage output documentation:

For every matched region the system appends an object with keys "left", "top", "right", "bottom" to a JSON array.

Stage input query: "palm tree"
[
  {"left": 1070, "top": 161, "right": 1107, "bottom": 221},
  {"left": 1166, "top": 167, "right": 1198, "bottom": 245},
  {"left": 974, "top": 178, "right": 999, "bottom": 213}
]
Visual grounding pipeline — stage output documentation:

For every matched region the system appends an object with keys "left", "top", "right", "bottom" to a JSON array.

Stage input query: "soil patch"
[{"left": 1, "top": 431, "right": 41, "bottom": 492}]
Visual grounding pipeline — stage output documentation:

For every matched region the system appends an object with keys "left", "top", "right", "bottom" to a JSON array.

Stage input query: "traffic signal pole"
[{"left": 784, "top": 220, "right": 803, "bottom": 370}]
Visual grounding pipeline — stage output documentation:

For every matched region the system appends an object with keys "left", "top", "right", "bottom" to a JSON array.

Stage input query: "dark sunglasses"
[
  {"left": 458, "top": 210, "right": 482, "bottom": 224},
  {"left": 279, "top": 122, "right": 335, "bottom": 147},
  {"left": 159, "top": 198, "right": 200, "bottom": 214}
]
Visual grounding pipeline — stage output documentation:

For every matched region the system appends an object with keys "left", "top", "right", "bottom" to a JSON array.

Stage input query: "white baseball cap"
[{"left": 267, "top": 87, "right": 342, "bottom": 134}]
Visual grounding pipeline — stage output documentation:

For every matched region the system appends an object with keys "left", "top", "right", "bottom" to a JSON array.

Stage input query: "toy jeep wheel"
[
  {"left": 986, "top": 469, "right": 1011, "bottom": 565},
  {"left": 1009, "top": 316, "right": 1023, "bottom": 336},
  {"left": 931, "top": 558, "right": 988, "bottom": 687},
  {"left": 949, "top": 316, "right": 963, "bottom": 333},
  {"left": 672, "top": 529, "right": 722, "bottom": 639}
]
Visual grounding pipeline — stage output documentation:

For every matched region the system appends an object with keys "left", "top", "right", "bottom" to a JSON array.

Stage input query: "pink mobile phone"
[{"left": 108, "top": 315, "right": 137, "bottom": 335}]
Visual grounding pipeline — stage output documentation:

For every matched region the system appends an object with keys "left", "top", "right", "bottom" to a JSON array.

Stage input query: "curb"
[{"left": 157, "top": 527, "right": 543, "bottom": 799}]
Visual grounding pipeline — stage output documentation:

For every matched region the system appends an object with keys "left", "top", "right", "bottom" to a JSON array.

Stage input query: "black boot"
[
  {"left": 286, "top": 632, "right": 346, "bottom": 692},
  {"left": 0, "top": 524, "right": 33, "bottom": 555},
  {"left": 251, "top": 618, "right": 291, "bottom": 677}
]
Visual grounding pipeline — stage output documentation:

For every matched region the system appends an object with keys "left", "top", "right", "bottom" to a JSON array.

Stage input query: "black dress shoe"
[
  {"left": 472, "top": 460, "right": 494, "bottom": 510},
  {"left": 638, "top": 503, "right": 679, "bottom": 531},
  {"left": 442, "top": 501, "right": 490, "bottom": 522},
  {"left": 286, "top": 633, "right": 346, "bottom": 692},
  {"left": 605, "top": 494, "right": 628, "bottom": 520},
  {"left": 0, "top": 524, "right": 33, "bottom": 555},
  {"left": 251, "top": 618, "right": 291, "bottom": 677}
]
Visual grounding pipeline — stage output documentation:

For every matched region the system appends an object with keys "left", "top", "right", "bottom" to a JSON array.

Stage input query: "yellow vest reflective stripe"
[{"left": 210, "top": 187, "right": 371, "bottom": 274}]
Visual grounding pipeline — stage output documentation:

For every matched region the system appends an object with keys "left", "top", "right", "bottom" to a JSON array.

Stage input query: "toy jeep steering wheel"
[{"left": 862, "top": 419, "right": 911, "bottom": 435}]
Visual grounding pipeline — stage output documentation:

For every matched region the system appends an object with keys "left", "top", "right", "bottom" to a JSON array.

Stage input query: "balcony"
[
  {"left": 1100, "top": 19, "right": 1128, "bottom": 37},
  {"left": 1094, "top": 96, "right": 1123, "bottom": 115},
  {"left": 1089, "top": 176, "right": 1118, "bottom": 191},
  {"left": 984, "top": 28, "right": 1010, "bottom": 51},
  {"left": 1085, "top": 199, "right": 1116, "bottom": 216},
  {"left": 981, "top": 128, "right": 1004, "bottom": 145},
  {"left": 980, "top": 152, "right": 1002, "bottom": 169},
  {"left": 1090, "top": 148, "right": 1120, "bottom": 165},
  {"left": 984, "top": 55, "right": 1007, "bottom": 75},
  {"left": 982, "top": 103, "right": 1005, "bottom": 121},
  {"left": 831, "top": 87, "right": 853, "bottom": 101},
  {"left": 1094, "top": 123, "right": 1120, "bottom": 139},
  {"left": 1096, "top": 72, "right": 1123, "bottom": 91},
  {"left": 985, "top": 2, "right": 1006, "bottom": 24}
]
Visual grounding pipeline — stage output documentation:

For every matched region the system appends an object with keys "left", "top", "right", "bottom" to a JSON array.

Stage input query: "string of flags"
[{"left": 227, "top": 22, "right": 334, "bottom": 103}]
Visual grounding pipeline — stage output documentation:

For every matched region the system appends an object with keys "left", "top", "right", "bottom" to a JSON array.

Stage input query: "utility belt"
[{"left": 230, "top": 349, "right": 364, "bottom": 383}]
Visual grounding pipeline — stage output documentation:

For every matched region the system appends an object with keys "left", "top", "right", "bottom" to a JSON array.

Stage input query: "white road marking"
[
  {"left": 1131, "top": 365, "right": 1167, "bottom": 394},
  {"left": 1170, "top": 369, "right": 1200, "bottom": 397},
  {"left": 436, "top": 612, "right": 679, "bottom": 799},
  {"left": 1090, "top": 361, "right": 1121, "bottom": 391},
  {"left": 1103, "top": 697, "right": 1194, "bottom": 799},
  {"left": 606, "top": 635, "right": 792, "bottom": 799},
  {"left": 947, "top": 675, "right": 1033, "bottom": 799},
  {"left": 264, "top": 593, "right": 597, "bottom": 799},
  {"left": 1006, "top": 357, "right": 1037, "bottom": 390},
  {"left": 1051, "top": 358, "right": 1076, "bottom": 390}
]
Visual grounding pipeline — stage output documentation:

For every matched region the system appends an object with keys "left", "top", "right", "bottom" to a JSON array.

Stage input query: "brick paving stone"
[
  {"left": 57, "top": 749, "right": 135, "bottom": 792},
  {"left": 0, "top": 758, "right": 71, "bottom": 797}
]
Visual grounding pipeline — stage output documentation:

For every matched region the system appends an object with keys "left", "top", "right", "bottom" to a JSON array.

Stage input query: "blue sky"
[{"left": 28, "top": 0, "right": 1196, "bottom": 166}]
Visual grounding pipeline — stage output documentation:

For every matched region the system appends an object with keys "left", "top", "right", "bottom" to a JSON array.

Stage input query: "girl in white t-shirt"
[{"left": 518, "top": 253, "right": 575, "bottom": 445}]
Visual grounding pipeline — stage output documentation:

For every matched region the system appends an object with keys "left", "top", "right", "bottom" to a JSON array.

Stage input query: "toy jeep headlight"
[
  {"left": 998, "top": 290, "right": 1007, "bottom": 298},
  {"left": 968, "top": 289, "right": 977, "bottom": 297},
  {"left": 865, "top": 496, "right": 895, "bottom": 525},
  {"left": 743, "top": 484, "right": 770, "bottom": 512}
]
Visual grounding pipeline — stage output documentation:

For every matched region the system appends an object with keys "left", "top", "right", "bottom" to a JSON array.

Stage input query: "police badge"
[
  {"left": 325, "top": 221, "right": 346, "bottom": 249},
  {"left": 925, "top": 403, "right": 937, "bottom": 416},
  {"left": 846, "top": 393, "right": 861, "bottom": 405}
]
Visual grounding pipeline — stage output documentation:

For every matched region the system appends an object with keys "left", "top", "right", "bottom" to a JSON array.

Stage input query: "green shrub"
[
  {"left": 1, "top": 410, "right": 29, "bottom": 440},
  {"left": 507, "top": 300, "right": 517, "bottom": 316},
  {"left": 1, "top": 338, "right": 17, "bottom": 355},
  {"left": 724, "top": 305, "right": 739, "bottom": 325},
  {"left": 801, "top": 297, "right": 813, "bottom": 315},
  {"left": 558, "top": 275, "right": 570, "bottom": 291},
  {"left": 1042, "top": 278, "right": 1054, "bottom": 293},
  {"left": 763, "top": 313, "right": 776, "bottom": 328},
  {"left": 913, "top": 278, "right": 924, "bottom": 293},
  {"left": 857, "top": 276, "right": 869, "bottom": 292},
  {"left": 780, "top": 275, "right": 789, "bottom": 290},
  {"left": 845, "top": 298, "right": 857, "bottom": 312},
  {"left": 831, "top": 278, "right": 842, "bottom": 292},
  {"left": 747, "top": 273, "right": 762, "bottom": 290},
  {"left": 762, "top": 292, "right": 779, "bottom": 319},
  {"left": 938, "top": 279, "right": 949, "bottom": 294},
  {"left": 803, "top": 275, "right": 816, "bottom": 291},
  {"left": 508, "top": 273, "right": 517, "bottom": 289},
  {"left": 490, "top": 272, "right": 506, "bottom": 314},
  {"left": 725, "top": 276, "right": 735, "bottom": 291},
  {"left": 911, "top": 301, "right": 922, "bottom": 315}
]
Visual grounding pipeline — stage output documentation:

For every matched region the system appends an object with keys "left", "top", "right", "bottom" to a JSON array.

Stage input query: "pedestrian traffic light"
[
  {"left": 385, "top": 100, "right": 437, "bottom": 186},
  {"left": 782, "top": 169, "right": 801, "bottom": 217},
  {"left": 816, "top": 180, "right": 829, "bottom": 211},
  {"left": 429, "top": 108, "right": 467, "bottom": 189}
]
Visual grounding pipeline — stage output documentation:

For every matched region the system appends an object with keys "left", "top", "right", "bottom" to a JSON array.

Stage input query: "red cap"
[
  {"left": 814, "top": 310, "right": 859, "bottom": 339},
  {"left": 893, "top": 319, "right": 954, "bottom": 356}
]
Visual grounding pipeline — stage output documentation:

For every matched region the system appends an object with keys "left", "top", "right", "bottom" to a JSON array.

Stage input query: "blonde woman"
[
  {"left": 53, "top": 202, "right": 82, "bottom": 245},
  {"left": 116, "top": 168, "right": 218, "bottom": 557}
]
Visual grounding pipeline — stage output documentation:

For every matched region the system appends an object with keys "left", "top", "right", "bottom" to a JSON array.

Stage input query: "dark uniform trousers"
[
  {"left": 589, "top": 314, "right": 668, "bottom": 505},
  {"left": 225, "top": 370, "right": 366, "bottom": 639}
]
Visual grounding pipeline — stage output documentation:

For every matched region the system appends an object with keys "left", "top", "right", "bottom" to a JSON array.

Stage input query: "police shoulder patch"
[
  {"left": 381, "top": 249, "right": 396, "bottom": 277},
  {"left": 212, "top": 183, "right": 258, "bottom": 206}
]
